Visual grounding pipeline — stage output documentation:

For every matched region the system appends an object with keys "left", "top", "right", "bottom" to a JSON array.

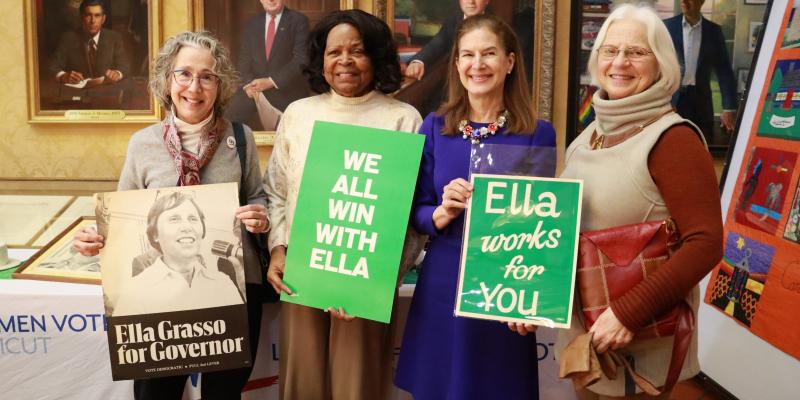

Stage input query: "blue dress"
[{"left": 395, "top": 113, "right": 557, "bottom": 400}]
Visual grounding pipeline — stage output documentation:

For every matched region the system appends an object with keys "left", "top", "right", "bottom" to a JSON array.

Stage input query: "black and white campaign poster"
[{"left": 97, "top": 183, "right": 250, "bottom": 380}]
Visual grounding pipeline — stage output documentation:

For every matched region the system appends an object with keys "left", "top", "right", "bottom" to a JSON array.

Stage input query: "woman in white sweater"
[{"left": 264, "top": 9, "right": 422, "bottom": 400}]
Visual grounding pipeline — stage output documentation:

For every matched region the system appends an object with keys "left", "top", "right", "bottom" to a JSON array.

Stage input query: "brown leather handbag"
[{"left": 576, "top": 219, "right": 694, "bottom": 395}]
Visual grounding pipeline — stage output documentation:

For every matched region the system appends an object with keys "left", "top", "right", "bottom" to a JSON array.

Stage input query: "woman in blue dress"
[{"left": 395, "top": 14, "right": 556, "bottom": 400}]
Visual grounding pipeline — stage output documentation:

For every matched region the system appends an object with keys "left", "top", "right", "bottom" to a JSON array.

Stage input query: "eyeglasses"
[
  {"left": 172, "top": 70, "right": 220, "bottom": 88},
  {"left": 597, "top": 45, "right": 654, "bottom": 61}
]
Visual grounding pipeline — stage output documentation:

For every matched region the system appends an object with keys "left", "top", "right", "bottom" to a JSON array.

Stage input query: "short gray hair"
[
  {"left": 587, "top": 4, "right": 681, "bottom": 95},
  {"left": 149, "top": 31, "right": 239, "bottom": 116}
]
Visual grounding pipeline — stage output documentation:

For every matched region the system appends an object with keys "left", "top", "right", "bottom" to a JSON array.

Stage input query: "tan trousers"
[
  {"left": 576, "top": 388, "right": 672, "bottom": 400},
  {"left": 279, "top": 302, "right": 395, "bottom": 400}
]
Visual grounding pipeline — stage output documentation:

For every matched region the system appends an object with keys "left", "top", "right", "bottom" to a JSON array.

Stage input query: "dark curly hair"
[{"left": 304, "top": 9, "right": 401, "bottom": 94}]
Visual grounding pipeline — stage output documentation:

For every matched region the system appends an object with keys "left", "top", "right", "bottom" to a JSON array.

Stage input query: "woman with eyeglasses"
[
  {"left": 72, "top": 31, "right": 270, "bottom": 399},
  {"left": 556, "top": 5, "right": 722, "bottom": 399}
]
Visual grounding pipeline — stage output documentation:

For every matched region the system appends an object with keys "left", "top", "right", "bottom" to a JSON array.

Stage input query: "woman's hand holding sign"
[
  {"left": 267, "top": 246, "right": 293, "bottom": 295},
  {"left": 433, "top": 178, "right": 473, "bottom": 230},
  {"left": 507, "top": 322, "right": 538, "bottom": 336},
  {"left": 73, "top": 226, "right": 104, "bottom": 256},
  {"left": 235, "top": 204, "right": 269, "bottom": 233},
  {"left": 328, "top": 307, "right": 355, "bottom": 322}
]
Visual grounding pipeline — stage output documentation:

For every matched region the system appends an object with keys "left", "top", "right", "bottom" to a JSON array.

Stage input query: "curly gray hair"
[{"left": 149, "top": 31, "right": 239, "bottom": 117}]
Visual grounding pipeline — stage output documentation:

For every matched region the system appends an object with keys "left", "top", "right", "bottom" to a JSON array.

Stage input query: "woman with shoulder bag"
[
  {"left": 556, "top": 5, "right": 723, "bottom": 399},
  {"left": 73, "top": 31, "right": 270, "bottom": 399}
]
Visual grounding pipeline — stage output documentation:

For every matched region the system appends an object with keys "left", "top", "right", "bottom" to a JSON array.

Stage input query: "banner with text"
[
  {"left": 282, "top": 121, "right": 424, "bottom": 323},
  {"left": 456, "top": 174, "right": 582, "bottom": 328}
]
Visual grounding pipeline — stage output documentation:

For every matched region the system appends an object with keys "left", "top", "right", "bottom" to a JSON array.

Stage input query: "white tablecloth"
[
  {"left": 0, "top": 277, "right": 571, "bottom": 400},
  {"left": 0, "top": 279, "right": 133, "bottom": 400}
]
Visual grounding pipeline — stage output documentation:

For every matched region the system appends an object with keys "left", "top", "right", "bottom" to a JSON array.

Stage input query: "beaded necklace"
[{"left": 458, "top": 110, "right": 510, "bottom": 144}]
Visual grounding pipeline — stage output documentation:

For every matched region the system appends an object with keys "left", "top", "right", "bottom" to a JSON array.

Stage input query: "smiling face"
[
  {"left": 155, "top": 201, "right": 203, "bottom": 265},
  {"left": 81, "top": 4, "right": 106, "bottom": 36},
  {"left": 456, "top": 27, "right": 515, "bottom": 102},
  {"left": 169, "top": 46, "right": 218, "bottom": 123},
  {"left": 597, "top": 20, "right": 659, "bottom": 100},
  {"left": 322, "top": 23, "right": 374, "bottom": 98},
  {"left": 459, "top": 0, "right": 490, "bottom": 17},
  {"left": 260, "top": 0, "right": 285, "bottom": 16}
]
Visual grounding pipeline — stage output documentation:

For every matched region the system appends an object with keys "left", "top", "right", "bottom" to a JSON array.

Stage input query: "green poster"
[
  {"left": 455, "top": 174, "right": 583, "bottom": 328},
  {"left": 282, "top": 121, "right": 424, "bottom": 323}
]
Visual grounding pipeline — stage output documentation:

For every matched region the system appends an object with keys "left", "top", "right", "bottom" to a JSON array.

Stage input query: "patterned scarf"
[{"left": 162, "top": 112, "right": 224, "bottom": 186}]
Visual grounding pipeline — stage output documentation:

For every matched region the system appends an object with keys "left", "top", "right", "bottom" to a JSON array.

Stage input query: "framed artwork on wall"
[
  {"left": 389, "top": 0, "right": 556, "bottom": 121},
  {"left": 750, "top": 21, "right": 764, "bottom": 52},
  {"left": 704, "top": 1, "right": 800, "bottom": 391},
  {"left": 191, "top": 0, "right": 340, "bottom": 145},
  {"left": 24, "top": 0, "right": 163, "bottom": 123},
  {"left": 13, "top": 217, "right": 101, "bottom": 285}
]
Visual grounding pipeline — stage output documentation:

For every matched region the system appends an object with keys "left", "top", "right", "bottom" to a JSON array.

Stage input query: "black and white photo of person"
[{"left": 112, "top": 191, "right": 243, "bottom": 316}]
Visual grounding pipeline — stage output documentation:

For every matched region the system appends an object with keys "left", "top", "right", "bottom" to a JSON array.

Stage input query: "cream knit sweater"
[{"left": 264, "top": 90, "right": 422, "bottom": 251}]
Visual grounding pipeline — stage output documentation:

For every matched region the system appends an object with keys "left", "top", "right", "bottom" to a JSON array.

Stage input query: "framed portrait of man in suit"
[
  {"left": 385, "top": 0, "right": 556, "bottom": 122},
  {"left": 193, "top": 1, "right": 555, "bottom": 139},
  {"left": 192, "top": 0, "right": 339, "bottom": 139},
  {"left": 24, "top": 0, "right": 162, "bottom": 123}
]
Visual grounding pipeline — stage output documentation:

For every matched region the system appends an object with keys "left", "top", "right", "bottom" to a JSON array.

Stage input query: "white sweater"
[{"left": 264, "top": 90, "right": 422, "bottom": 251}]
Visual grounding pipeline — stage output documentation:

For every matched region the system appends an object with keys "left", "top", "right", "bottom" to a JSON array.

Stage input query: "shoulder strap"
[
  {"left": 591, "top": 110, "right": 673, "bottom": 149},
  {"left": 232, "top": 122, "right": 247, "bottom": 207},
  {"left": 231, "top": 122, "right": 274, "bottom": 297},
  {"left": 605, "top": 301, "right": 694, "bottom": 395}
]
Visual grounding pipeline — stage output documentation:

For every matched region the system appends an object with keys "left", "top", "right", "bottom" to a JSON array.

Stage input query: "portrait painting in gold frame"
[
  {"left": 24, "top": 0, "right": 163, "bottom": 123},
  {"left": 190, "top": 0, "right": 341, "bottom": 146},
  {"left": 188, "top": 0, "right": 554, "bottom": 141}
]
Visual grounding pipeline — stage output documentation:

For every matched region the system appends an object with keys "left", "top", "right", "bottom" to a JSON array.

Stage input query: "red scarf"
[{"left": 162, "top": 113, "right": 224, "bottom": 186}]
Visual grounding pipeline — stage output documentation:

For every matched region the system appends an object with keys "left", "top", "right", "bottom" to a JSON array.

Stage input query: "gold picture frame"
[
  {"left": 380, "top": 0, "right": 555, "bottom": 120},
  {"left": 190, "top": 1, "right": 556, "bottom": 142},
  {"left": 191, "top": 0, "right": 346, "bottom": 146},
  {"left": 14, "top": 217, "right": 101, "bottom": 285},
  {"left": 24, "top": 0, "right": 163, "bottom": 123},
  {"left": 192, "top": 0, "right": 260, "bottom": 145},
  {"left": 194, "top": 0, "right": 386, "bottom": 148},
  {"left": 533, "top": 0, "right": 556, "bottom": 121}
]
